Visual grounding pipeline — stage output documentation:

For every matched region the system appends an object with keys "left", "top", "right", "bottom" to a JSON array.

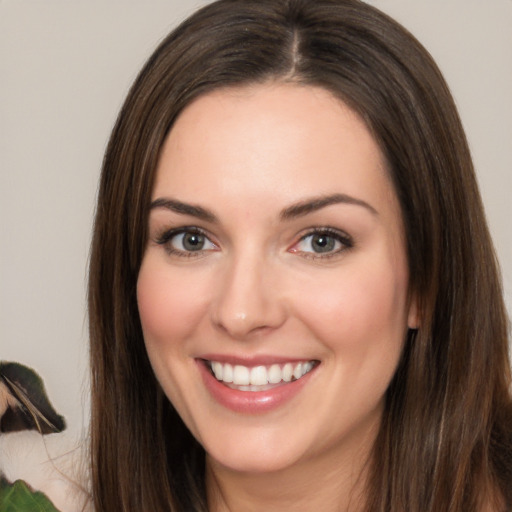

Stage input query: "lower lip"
[{"left": 197, "top": 360, "right": 317, "bottom": 414}]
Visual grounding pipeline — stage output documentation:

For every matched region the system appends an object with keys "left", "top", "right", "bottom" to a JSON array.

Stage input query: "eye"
[
  {"left": 156, "top": 227, "right": 217, "bottom": 257},
  {"left": 290, "top": 228, "right": 353, "bottom": 258}
]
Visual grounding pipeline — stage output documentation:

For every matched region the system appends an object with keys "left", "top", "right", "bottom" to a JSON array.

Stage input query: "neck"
[{"left": 206, "top": 423, "right": 377, "bottom": 512}]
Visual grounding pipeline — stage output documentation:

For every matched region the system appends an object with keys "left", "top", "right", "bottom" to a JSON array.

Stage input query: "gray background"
[{"left": 1, "top": 0, "right": 511, "bottom": 435}]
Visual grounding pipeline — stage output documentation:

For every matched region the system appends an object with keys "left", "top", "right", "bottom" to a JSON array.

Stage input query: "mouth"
[
  {"left": 205, "top": 360, "right": 319, "bottom": 392},
  {"left": 197, "top": 357, "right": 320, "bottom": 413}
]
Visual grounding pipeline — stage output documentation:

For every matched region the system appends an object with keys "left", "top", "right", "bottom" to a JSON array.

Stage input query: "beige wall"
[{"left": 1, "top": 1, "right": 510, "bottom": 434}]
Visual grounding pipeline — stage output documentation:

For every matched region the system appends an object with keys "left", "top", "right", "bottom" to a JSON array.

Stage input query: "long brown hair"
[{"left": 88, "top": 0, "right": 512, "bottom": 510}]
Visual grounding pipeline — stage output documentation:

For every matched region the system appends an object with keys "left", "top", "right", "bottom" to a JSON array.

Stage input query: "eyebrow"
[
  {"left": 150, "top": 198, "right": 218, "bottom": 223},
  {"left": 150, "top": 192, "right": 377, "bottom": 223},
  {"left": 279, "top": 193, "right": 378, "bottom": 220}
]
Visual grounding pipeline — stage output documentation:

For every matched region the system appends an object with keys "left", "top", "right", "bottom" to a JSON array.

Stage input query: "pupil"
[
  {"left": 312, "top": 234, "right": 334, "bottom": 253},
  {"left": 183, "top": 233, "right": 204, "bottom": 251}
]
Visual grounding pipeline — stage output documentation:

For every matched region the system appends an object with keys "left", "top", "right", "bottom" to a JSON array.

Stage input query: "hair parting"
[{"left": 88, "top": 1, "right": 512, "bottom": 510}]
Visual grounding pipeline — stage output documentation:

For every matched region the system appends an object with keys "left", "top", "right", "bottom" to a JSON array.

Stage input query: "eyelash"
[
  {"left": 154, "top": 226, "right": 354, "bottom": 259},
  {"left": 292, "top": 227, "right": 354, "bottom": 260},
  {"left": 155, "top": 226, "right": 216, "bottom": 258}
]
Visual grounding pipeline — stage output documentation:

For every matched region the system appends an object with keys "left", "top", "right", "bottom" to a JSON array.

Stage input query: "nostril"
[{"left": 210, "top": 263, "right": 287, "bottom": 338}]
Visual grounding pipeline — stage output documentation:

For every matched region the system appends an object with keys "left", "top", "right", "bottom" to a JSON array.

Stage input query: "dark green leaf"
[{"left": 0, "top": 477, "right": 61, "bottom": 512}]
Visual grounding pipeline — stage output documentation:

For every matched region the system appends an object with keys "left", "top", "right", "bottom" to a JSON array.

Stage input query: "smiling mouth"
[{"left": 205, "top": 360, "right": 319, "bottom": 392}]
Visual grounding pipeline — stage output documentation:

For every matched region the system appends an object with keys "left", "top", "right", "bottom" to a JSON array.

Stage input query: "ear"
[{"left": 407, "top": 294, "right": 420, "bottom": 329}]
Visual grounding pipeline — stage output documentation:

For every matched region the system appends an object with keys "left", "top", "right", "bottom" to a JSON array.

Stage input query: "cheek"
[
  {"left": 292, "top": 256, "right": 409, "bottom": 353},
  {"left": 136, "top": 256, "right": 209, "bottom": 346}
]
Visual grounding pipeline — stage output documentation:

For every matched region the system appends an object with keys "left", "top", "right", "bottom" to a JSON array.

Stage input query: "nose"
[{"left": 211, "top": 251, "right": 286, "bottom": 340}]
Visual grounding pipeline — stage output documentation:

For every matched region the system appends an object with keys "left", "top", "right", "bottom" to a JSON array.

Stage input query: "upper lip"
[{"left": 197, "top": 354, "right": 318, "bottom": 367}]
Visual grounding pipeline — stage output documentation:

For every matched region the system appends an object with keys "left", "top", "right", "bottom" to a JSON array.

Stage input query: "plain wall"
[{"left": 1, "top": 0, "right": 511, "bottom": 435}]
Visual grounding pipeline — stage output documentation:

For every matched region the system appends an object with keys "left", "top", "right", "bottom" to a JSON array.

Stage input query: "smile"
[
  {"left": 208, "top": 360, "right": 317, "bottom": 391},
  {"left": 197, "top": 357, "right": 320, "bottom": 413}
]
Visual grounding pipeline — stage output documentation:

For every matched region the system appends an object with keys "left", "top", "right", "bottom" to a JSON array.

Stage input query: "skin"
[{"left": 137, "top": 83, "right": 418, "bottom": 511}]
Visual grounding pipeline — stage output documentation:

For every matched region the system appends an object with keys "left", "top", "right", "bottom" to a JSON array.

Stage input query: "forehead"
[{"left": 153, "top": 83, "right": 398, "bottom": 224}]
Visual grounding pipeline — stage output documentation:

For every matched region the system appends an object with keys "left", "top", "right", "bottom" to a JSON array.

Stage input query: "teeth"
[
  {"left": 212, "top": 361, "right": 223, "bottom": 380},
  {"left": 223, "top": 363, "right": 233, "bottom": 383},
  {"left": 250, "top": 366, "right": 267, "bottom": 386},
  {"left": 268, "top": 364, "right": 281, "bottom": 384},
  {"left": 282, "top": 363, "right": 293, "bottom": 382},
  {"left": 233, "top": 365, "right": 250, "bottom": 385},
  {"left": 209, "top": 360, "right": 316, "bottom": 387}
]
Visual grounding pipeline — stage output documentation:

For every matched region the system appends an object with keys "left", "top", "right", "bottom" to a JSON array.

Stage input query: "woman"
[{"left": 88, "top": 0, "right": 512, "bottom": 510}]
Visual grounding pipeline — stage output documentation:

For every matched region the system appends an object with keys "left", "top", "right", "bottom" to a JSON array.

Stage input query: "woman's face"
[{"left": 137, "top": 83, "right": 417, "bottom": 475}]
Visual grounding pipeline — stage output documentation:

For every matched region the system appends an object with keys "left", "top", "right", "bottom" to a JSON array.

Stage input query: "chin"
[
  {"left": 198, "top": 420, "right": 316, "bottom": 475},
  {"left": 207, "top": 446, "right": 304, "bottom": 475}
]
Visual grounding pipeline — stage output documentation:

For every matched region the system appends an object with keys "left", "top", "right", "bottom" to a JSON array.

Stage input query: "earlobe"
[{"left": 407, "top": 295, "right": 420, "bottom": 329}]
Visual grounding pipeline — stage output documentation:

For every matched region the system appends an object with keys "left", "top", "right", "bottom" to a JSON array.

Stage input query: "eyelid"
[
  {"left": 153, "top": 225, "right": 352, "bottom": 260},
  {"left": 155, "top": 226, "right": 218, "bottom": 257},
  {"left": 289, "top": 227, "right": 354, "bottom": 259}
]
